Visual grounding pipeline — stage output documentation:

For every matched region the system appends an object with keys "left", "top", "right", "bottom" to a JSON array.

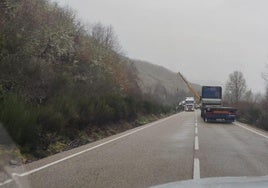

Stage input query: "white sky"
[{"left": 53, "top": 0, "right": 268, "bottom": 93}]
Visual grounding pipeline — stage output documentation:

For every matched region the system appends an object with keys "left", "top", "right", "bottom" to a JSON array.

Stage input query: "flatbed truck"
[
  {"left": 177, "top": 72, "right": 237, "bottom": 123},
  {"left": 201, "top": 86, "right": 236, "bottom": 122}
]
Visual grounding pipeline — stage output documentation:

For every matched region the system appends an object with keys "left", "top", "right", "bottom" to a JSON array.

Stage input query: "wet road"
[{"left": 1, "top": 111, "right": 268, "bottom": 188}]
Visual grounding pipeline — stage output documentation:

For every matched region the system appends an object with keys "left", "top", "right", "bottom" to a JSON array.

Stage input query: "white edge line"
[
  {"left": 195, "top": 127, "right": 198, "bottom": 135},
  {"left": 193, "top": 158, "right": 200, "bottom": 179},
  {"left": 8, "top": 114, "right": 177, "bottom": 178},
  {"left": 0, "top": 179, "right": 13, "bottom": 186},
  {"left": 194, "top": 136, "right": 199, "bottom": 150},
  {"left": 235, "top": 122, "right": 268, "bottom": 139}
]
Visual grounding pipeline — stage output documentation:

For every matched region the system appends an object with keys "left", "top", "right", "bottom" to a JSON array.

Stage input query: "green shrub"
[
  {"left": 256, "top": 112, "right": 268, "bottom": 131},
  {"left": 77, "top": 97, "right": 94, "bottom": 128},
  {"left": 124, "top": 96, "right": 139, "bottom": 119},
  {"left": 236, "top": 101, "right": 262, "bottom": 125},
  {"left": 37, "top": 105, "right": 65, "bottom": 133},
  {"left": 0, "top": 94, "right": 38, "bottom": 146}
]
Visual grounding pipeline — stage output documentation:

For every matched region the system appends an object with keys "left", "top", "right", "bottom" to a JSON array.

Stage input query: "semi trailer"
[{"left": 177, "top": 72, "right": 237, "bottom": 123}]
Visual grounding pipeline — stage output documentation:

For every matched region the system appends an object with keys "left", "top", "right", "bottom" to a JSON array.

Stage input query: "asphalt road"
[{"left": 1, "top": 110, "right": 268, "bottom": 188}]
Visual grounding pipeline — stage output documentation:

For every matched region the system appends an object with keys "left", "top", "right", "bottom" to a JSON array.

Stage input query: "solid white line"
[
  {"left": 194, "top": 136, "right": 199, "bottom": 150},
  {"left": 193, "top": 158, "right": 200, "bottom": 179},
  {"left": 235, "top": 122, "right": 268, "bottom": 139},
  {"left": 10, "top": 114, "right": 177, "bottom": 178},
  {"left": 195, "top": 127, "right": 198, "bottom": 135},
  {"left": 0, "top": 179, "right": 13, "bottom": 186}
]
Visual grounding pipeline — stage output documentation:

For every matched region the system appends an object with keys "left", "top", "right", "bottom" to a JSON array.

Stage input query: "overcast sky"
[{"left": 54, "top": 0, "right": 268, "bottom": 93}]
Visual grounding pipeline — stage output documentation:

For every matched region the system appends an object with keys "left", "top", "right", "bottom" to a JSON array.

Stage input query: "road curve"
[{"left": 1, "top": 111, "right": 268, "bottom": 188}]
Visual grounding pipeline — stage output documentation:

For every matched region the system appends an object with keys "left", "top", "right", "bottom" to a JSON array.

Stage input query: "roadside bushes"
[
  {"left": 38, "top": 105, "right": 65, "bottom": 133},
  {"left": 0, "top": 0, "right": 176, "bottom": 160},
  {"left": 76, "top": 95, "right": 172, "bottom": 127},
  {"left": 0, "top": 92, "right": 174, "bottom": 156},
  {"left": 236, "top": 101, "right": 262, "bottom": 125},
  {"left": 0, "top": 94, "right": 39, "bottom": 147},
  {"left": 235, "top": 100, "right": 268, "bottom": 131},
  {"left": 256, "top": 97, "right": 268, "bottom": 131},
  {"left": 256, "top": 113, "right": 268, "bottom": 131}
]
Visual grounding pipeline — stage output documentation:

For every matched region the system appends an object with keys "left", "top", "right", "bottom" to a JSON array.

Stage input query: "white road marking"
[
  {"left": 193, "top": 158, "right": 200, "bottom": 179},
  {"left": 0, "top": 179, "right": 13, "bottom": 187},
  {"left": 0, "top": 114, "right": 178, "bottom": 185},
  {"left": 235, "top": 122, "right": 268, "bottom": 139},
  {"left": 194, "top": 136, "right": 199, "bottom": 150},
  {"left": 193, "top": 112, "right": 200, "bottom": 180}
]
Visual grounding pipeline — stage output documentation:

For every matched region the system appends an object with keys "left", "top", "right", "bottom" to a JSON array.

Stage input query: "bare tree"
[
  {"left": 90, "top": 23, "right": 121, "bottom": 52},
  {"left": 224, "top": 71, "right": 247, "bottom": 104},
  {"left": 243, "top": 89, "right": 253, "bottom": 102},
  {"left": 261, "top": 64, "right": 268, "bottom": 96}
]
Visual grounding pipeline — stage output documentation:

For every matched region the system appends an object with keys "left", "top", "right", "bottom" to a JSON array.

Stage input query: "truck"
[
  {"left": 177, "top": 72, "right": 237, "bottom": 123},
  {"left": 200, "top": 86, "right": 236, "bottom": 123},
  {"left": 184, "top": 97, "right": 195, "bottom": 111}
]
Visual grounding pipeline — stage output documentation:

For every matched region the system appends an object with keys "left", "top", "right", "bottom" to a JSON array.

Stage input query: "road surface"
[{"left": 1, "top": 110, "right": 268, "bottom": 187}]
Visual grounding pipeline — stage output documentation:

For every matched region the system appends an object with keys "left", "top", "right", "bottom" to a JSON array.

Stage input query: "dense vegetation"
[
  {"left": 0, "top": 0, "right": 174, "bottom": 160},
  {"left": 224, "top": 71, "right": 268, "bottom": 131},
  {"left": 236, "top": 89, "right": 268, "bottom": 131}
]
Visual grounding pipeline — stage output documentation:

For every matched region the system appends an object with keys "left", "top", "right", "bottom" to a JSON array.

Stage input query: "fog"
[{"left": 54, "top": 0, "right": 268, "bottom": 93}]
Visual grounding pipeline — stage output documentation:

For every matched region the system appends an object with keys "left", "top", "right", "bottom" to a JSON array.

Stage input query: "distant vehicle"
[
  {"left": 176, "top": 100, "right": 186, "bottom": 112},
  {"left": 184, "top": 97, "right": 195, "bottom": 111},
  {"left": 177, "top": 72, "right": 237, "bottom": 123}
]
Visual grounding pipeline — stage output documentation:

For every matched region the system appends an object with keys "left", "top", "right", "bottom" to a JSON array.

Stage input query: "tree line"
[{"left": 224, "top": 70, "right": 268, "bottom": 130}]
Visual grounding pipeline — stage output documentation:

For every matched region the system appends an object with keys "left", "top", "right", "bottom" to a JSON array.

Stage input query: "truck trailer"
[
  {"left": 177, "top": 72, "right": 237, "bottom": 123},
  {"left": 200, "top": 86, "right": 236, "bottom": 123}
]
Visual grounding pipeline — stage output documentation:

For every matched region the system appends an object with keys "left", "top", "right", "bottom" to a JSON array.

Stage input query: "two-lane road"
[{"left": 2, "top": 111, "right": 268, "bottom": 188}]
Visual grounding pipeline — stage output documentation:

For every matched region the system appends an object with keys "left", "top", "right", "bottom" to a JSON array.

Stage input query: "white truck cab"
[{"left": 184, "top": 97, "right": 195, "bottom": 111}]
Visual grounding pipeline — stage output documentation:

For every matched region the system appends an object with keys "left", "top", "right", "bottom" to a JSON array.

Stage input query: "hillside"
[
  {"left": 128, "top": 60, "right": 201, "bottom": 105},
  {"left": 0, "top": 0, "right": 201, "bottom": 161},
  {"left": 0, "top": 0, "right": 177, "bottom": 160}
]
